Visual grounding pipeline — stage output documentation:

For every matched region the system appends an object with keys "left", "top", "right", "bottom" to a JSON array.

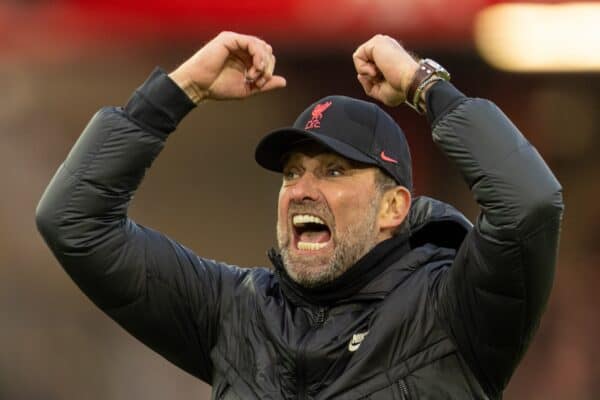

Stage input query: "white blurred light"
[{"left": 475, "top": 3, "right": 600, "bottom": 72}]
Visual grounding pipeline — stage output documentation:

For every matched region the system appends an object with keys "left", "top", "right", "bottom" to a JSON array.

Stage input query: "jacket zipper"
[
  {"left": 314, "top": 308, "right": 327, "bottom": 326},
  {"left": 297, "top": 308, "right": 327, "bottom": 400},
  {"left": 398, "top": 379, "right": 410, "bottom": 400}
]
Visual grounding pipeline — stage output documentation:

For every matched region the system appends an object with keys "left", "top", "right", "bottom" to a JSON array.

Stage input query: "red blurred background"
[
  {"left": 1, "top": 1, "right": 599, "bottom": 399},
  {"left": 1, "top": 0, "right": 483, "bottom": 54}
]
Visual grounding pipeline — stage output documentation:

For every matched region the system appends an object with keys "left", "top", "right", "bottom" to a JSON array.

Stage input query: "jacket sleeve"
[
  {"left": 428, "top": 82, "right": 564, "bottom": 396},
  {"left": 35, "top": 68, "right": 248, "bottom": 383}
]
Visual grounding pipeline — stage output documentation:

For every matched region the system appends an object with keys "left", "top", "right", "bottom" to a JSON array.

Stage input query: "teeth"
[
  {"left": 293, "top": 214, "right": 326, "bottom": 226},
  {"left": 297, "top": 241, "right": 328, "bottom": 251}
]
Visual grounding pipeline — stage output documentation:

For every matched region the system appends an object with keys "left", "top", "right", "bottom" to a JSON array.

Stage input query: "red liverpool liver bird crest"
[{"left": 305, "top": 101, "right": 333, "bottom": 129}]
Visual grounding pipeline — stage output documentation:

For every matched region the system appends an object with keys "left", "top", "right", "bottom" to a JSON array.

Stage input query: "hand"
[
  {"left": 352, "top": 35, "right": 419, "bottom": 107},
  {"left": 169, "top": 32, "right": 286, "bottom": 102}
]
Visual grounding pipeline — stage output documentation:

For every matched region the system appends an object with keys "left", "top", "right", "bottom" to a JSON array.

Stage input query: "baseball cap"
[{"left": 255, "top": 95, "right": 412, "bottom": 189}]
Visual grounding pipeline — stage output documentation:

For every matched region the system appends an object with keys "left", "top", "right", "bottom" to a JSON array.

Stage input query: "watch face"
[
  {"left": 425, "top": 59, "right": 443, "bottom": 70},
  {"left": 424, "top": 58, "right": 450, "bottom": 80}
]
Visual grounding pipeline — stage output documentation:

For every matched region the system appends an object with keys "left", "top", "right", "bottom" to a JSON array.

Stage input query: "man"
[{"left": 36, "top": 32, "right": 563, "bottom": 399}]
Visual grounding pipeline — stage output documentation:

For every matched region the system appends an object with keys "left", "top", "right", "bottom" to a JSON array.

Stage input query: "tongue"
[{"left": 299, "top": 230, "right": 331, "bottom": 243}]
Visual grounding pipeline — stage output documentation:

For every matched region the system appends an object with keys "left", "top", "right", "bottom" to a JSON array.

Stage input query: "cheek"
[
  {"left": 328, "top": 189, "right": 373, "bottom": 226},
  {"left": 277, "top": 189, "right": 288, "bottom": 227}
]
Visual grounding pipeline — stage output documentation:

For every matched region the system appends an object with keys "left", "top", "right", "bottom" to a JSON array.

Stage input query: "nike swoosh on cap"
[{"left": 380, "top": 151, "right": 398, "bottom": 164}]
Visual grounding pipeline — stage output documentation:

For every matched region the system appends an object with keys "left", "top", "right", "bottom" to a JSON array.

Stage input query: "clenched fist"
[
  {"left": 353, "top": 35, "right": 419, "bottom": 107},
  {"left": 169, "top": 32, "right": 287, "bottom": 103}
]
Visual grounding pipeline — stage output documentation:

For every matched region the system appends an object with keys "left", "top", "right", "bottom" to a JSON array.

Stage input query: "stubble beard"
[{"left": 277, "top": 197, "right": 381, "bottom": 288}]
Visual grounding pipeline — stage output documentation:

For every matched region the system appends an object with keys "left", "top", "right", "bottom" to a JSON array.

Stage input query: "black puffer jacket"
[{"left": 36, "top": 69, "right": 563, "bottom": 399}]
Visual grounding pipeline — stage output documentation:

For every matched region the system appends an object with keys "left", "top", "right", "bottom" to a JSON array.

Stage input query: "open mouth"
[{"left": 292, "top": 214, "right": 332, "bottom": 251}]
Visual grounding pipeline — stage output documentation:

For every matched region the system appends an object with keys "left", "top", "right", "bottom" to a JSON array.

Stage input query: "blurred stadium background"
[{"left": 1, "top": 0, "right": 599, "bottom": 398}]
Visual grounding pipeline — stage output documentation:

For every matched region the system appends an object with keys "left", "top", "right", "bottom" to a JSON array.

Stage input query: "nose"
[{"left": 289, "top": 172, "right": 321, "bottom": 203}]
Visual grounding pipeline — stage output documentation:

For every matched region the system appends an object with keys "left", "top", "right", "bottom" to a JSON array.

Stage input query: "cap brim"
[{"left": 255, "top": 127, "right": 377, "bottom": 172}]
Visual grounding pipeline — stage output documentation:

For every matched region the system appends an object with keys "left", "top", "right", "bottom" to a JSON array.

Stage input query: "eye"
[
  {"left": 326, "top": 166, "right": 345, "bottom": 177},
  {"left": 283, "top": 168, "right": 300, "bottom": 181}
]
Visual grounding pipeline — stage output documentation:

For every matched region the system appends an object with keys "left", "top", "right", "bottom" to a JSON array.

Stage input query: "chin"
[{"left": 283, "top": 258, "right": 339, "bottom": 288}]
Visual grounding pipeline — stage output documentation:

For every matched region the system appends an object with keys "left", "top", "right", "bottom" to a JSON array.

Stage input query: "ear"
[{"left": 377, "top": 186, "right": 411, "bottom": 235}]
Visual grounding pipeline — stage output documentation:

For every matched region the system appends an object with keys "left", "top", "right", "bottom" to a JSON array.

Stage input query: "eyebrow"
[{"left": 282, "top": 153, "right": 372, "bottom": 171}]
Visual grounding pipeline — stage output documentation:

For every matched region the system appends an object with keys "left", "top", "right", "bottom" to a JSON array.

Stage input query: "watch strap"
[
  {"left": 412, "top": 75, "right": 444, "bottom": 114},
  {"left": 405, "top": 59, "right": 450, "bottom": 114},
  {"left": 407, "top": 61, "right": 436, "bottom": 108}
]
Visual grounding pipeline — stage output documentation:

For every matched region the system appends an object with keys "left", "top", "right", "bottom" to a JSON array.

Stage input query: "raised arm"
[
  {"left": 353, "top": 35, "right": 564, "bottom": 396},
  {"left": 35, "top": 32, "right": 285, "bottom": 382}
]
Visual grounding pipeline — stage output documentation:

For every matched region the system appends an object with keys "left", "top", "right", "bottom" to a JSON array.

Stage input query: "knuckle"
[{"left": 378, "top": 34, "right": 392, "bottom": 44}]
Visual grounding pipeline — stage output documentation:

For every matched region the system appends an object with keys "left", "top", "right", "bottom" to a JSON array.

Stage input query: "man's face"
[{"left": 276, "top": 146, "right": 384, "bottom": 288}]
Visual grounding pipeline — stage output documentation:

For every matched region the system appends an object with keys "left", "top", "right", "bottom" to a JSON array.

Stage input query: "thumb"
[
  {"left": 258, "top": 75, "right": 287, "bottom": 93},
  {"left": 357, "top": 74, "right": 375, "bottom": 96}
]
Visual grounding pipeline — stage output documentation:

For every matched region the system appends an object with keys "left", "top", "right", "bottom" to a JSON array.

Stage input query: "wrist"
[
  {"left": 125, "top": 68, "right": 197, "bottom": 135},
  {"left": 168, "top": 70, "right": 208, "bottom": 105},
  {"left": 401, "top": 62, "right": 420, "bottom": 96},
  {"left": 415, "top": 76, "right": 444, "bottom": 113},
  {"left": 404, "top": 58, "right": 451, "bottom": 115}
]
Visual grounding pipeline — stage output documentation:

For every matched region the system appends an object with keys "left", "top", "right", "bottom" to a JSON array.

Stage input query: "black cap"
[{"left": 255, "top": 95, "right": 412, "bottom": 189}]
